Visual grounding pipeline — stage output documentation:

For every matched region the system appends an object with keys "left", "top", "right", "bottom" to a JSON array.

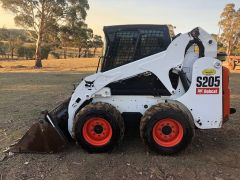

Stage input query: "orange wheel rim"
[
  {"left": 152, "top": 118, "right": 183, "bottom": 147},
  {"left": 82, "top": 117, "right": 112, "bottom": 146}
]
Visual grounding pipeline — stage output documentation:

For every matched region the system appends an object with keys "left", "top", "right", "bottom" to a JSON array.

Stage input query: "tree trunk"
[
  {"left": 226, "top": 40, "right": 232, "bottom": 65},
  {"left": 78, "top": 47, "right": 82, "bottom": 58},
  {"left": 226, "top": 41, "right": 231, "bottom": 56},
  {"left": 93, "top": 47, "right": 97, "bottom": 57},
  {"left": 34, "top": 3, "right": 45, "bottom": 68},
  {"left": 63, "top": 48, "right": 67, "bottom": 59},
  {"left": 11, "top": 48, "right": 14, "bottom": 60},
  {"left": 35, "top": 35, "right": 43, "bottom": 68}
]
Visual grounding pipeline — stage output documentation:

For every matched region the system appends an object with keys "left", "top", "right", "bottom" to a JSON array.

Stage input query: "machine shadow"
[{"left": 119, "top": 115, "right": 144, "bottom": 152}]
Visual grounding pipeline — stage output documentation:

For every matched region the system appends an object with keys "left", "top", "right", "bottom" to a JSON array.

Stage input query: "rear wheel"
[
  {"left": 140, "top": 103, "right": 194, "bottom": 155},
  {"left": 74, "top": 102, "right": 125, "bottom": 153}
]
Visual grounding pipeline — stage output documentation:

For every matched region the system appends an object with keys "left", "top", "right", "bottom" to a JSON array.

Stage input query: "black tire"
[
  {"left": 74, "top": 102, "right": 125, "bottom": 153},
  {"left": 140, "top": 102, "right": 194, "bottom": 155}
]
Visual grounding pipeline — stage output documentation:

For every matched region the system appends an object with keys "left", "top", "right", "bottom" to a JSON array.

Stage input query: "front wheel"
[{"left": 74, "top": 102, "right": 125, "bottom": 153}]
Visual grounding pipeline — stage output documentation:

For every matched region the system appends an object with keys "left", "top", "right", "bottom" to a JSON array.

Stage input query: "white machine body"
[{"left": 67, "top": 27, "right": 222, "bottom": 137}]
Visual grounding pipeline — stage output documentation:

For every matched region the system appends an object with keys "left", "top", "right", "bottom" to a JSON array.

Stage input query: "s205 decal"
[{"left": 196, "top": 76, "right": 220, "bottom": 95}]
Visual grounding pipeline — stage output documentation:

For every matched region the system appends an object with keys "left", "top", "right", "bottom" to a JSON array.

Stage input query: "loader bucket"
[
  {"left": 10, "top": 120, "right": 67, "bottom": 153},
  {"left": 10, "top": 98, "right": 71, "bottom": 153}
]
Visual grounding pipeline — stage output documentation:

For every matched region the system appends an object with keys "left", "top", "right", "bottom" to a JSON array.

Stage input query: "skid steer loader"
[{"left": 10, "top": 25, "right": 236, "bottom": 155}]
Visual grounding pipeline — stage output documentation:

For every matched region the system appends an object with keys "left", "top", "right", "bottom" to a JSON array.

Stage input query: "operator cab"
[
  {"left": 101, "top": 25, "right": 173, "bottom": 71},
  {"left": 100, "top": 24, "right": 178, "bottom": 96}
]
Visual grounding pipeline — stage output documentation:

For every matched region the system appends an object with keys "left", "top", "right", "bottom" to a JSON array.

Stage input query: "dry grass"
[
  {"left": 0, "top": 58, "right": 99, "bottom": 73},
  {"left": 0, "top": 59, "right": 239, "bottom": 74}
]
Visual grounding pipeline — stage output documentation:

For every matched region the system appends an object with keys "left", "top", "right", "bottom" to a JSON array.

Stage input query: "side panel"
[
  {"left": 92, "top": 96, "right": 165, "bottom": 114},
  {"left": 177, "top": 57, "right": 223, "bottom": 129}
]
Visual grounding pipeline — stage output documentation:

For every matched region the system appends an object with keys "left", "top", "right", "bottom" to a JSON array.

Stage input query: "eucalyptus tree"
[
  {"left": 0, "top": 0, "right": 89, "bottom": 67},
  {"left": 219, "top": 4, "right": 240, "bottom": 55}
]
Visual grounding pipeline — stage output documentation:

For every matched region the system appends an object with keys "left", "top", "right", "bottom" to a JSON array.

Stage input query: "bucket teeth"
[{"left": 9, "top": 121, "right": 67, "bottom": 153}]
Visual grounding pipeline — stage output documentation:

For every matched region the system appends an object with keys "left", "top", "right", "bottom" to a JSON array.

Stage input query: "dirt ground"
[{"left": 0, "top": 63, "right": 239, "bottom": 179}]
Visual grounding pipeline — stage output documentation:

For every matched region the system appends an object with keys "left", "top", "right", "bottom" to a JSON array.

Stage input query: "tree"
[
  {"left": 71, "top": 22, "right": 89, "bottom": 58},
  {"left": 0, "top": 0, "right": 89, "bottom": 68},
  {"left": 0, "top": 42, "right": 8, "bottom": 58},
  {"left": 0, "top": 28, "right": 23, "bottom": 59},
  {"left": 0, "top": 28, "right": 7, "bottom": 58},
  {"left": 219, "top": 4, "right": 240, "bottom": 56},
  {"left": 59, "top": 25, "right": 72, "bottom": 59},
  {"left": 0, "top": 27, "right": 9, "bottom": 40},
  {"left": 8, "top": 36, "right": 23, "bottom": 60},
  {"left": 17, "top": 46, "right": 35, "bottom": 59},
  {"left": 92, "top": 35, "right": 103, "bottom": 56},
  {"left": 78, "top": 27, "right": 93, "bottom": 57},
  {"left": 60, "top": 20, "right": 93, "bottom": 58}
]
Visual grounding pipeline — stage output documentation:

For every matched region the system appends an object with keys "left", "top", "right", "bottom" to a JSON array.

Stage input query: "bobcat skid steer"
[{"left": 10, "top": 25, "right": 236, "bottom": 155}]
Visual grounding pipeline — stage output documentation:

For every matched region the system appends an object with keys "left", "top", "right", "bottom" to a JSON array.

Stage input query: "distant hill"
[{"left": 0, "top": 28, "right": 35, "bottom": 42}]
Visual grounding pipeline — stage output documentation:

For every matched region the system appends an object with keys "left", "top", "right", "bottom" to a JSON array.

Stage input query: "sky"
[{"left": 0, "top": 0, "right": 240, "bottom": 36}]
